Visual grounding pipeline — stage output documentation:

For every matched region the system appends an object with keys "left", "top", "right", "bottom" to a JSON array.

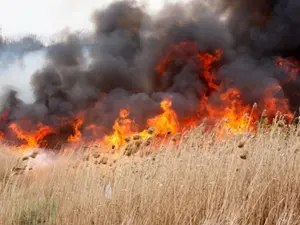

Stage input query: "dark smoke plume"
[{"left": 1, "top": 0, "right": 300, "bottom": 149}]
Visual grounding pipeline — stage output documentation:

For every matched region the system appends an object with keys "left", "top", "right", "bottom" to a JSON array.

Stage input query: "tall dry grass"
[{"left": 0, "top": 120, "right": 300, "bottom": 225}]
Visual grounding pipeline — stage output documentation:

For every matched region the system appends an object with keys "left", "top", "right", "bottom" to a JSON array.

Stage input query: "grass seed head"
[
  {"left": 144, "top": 137, "right": 153, "bottom": 146},
  {"left": 100, "top": 156, "right": 108, "bottom": 165},
  {"left": 125, "top": 136, "right": 131, "bottom": 143},
  {"left": 83, "top": 154, "right": 90, "bottom": 161},
  {"left": 133, "top": 134, "right": 141, "bottom": 141},
  {"left": 240, "top": 151, "right": 248, "bottom": 160},
  {"left": 171, "top": 133, "right": 181, "bottom": 142},
  {"left": 238, "top": 141, "right": 246, "bottom": 148},
  {"left": 22, "top": 156, "right": 29, "bottom": 161},
  {"left": 147, "top": 127, "right": 156, "bottom": 135},
  {"left": 135, "top": 140, "right": 143, "bottom": 148},
  {"left": 30, "top": 151, "right": 39, "bottom": 159},
  {"left": 277, "top": 120, "right": 285, "bottom": 128},
  {"left": 82, "top": 144, "right": 89, "bottom": 150},
  {"left": 93, "top": 152, "right": 101, "bottom": 159}
]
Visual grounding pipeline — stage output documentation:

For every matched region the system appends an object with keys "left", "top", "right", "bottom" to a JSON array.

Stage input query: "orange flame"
[
  {"left": 197, "top": 49, "right": 223, "bottom": 93},
  {"left": 9, "top": 123, "right": 55, "bottom": 150},
  {"left": 147, "top": 98, "right": 179, "bottom": 136},
  {"left": 103, "top": 98, "right": 180, "bottom": 149},
  {"left": 2, "top": 41, "right": 298, "bottom": 151},
  {"left": 0, "top": 131, "right": 4, "bottom": 141},
  {"left": 220, "top": 89, "right": 253, "bottom": 132},
  {"left": 156, "top": 41, "right": 222, "bottom": 94},
  {"left": 103, "top": 108, "right": 138, "bottom": 149},
  {"left": 67, "top": 117, "right": 84, "bottom": 143},
  {"left": 198, "top": 88, "right": 253, "bottom": 133},
  {"left": 263, "top": 83, "right": 293, "bottom": 121}
]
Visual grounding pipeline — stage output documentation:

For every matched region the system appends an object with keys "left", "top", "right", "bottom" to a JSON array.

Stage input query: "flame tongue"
[
  {"left": 0, "top": 40, "right": 298, "bottom": 151},
  {"left": 9, "top": 122, "right": 55, "bottom": 150},
  {"left": 156, "top": 41, "right": 223, "bottom": 95},
  {"left": 147, "top": 98, "right": 179, "bottom": 136},
  {"left": 103, "top": 109, "right": 138, "bottom": 149},
  {"left": 67, "top": 118, "right": 84, "bottom": 143}
]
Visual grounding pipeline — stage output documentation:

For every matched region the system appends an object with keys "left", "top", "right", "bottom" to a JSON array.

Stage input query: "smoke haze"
[{"left": 0, "top": 0, "right": 299, "bottom": 149}]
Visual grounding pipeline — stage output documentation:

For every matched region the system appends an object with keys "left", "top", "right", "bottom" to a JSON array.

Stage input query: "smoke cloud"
[{"left": 0, "top": 0, "right": 299, "bottom": 149}]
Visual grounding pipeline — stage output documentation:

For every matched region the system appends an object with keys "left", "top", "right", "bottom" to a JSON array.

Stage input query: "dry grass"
[{"left": 1, "top": 122, "right": 300, "bottom": 225}]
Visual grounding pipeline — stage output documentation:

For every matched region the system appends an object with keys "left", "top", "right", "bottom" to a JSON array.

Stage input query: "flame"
[
  {"left": 103, "top": 108, "right": 138, "bottom": 149},
  {"left": 0, "top": 131, "right": 4, "bottom": 141},
  {"left": 1, "top": 41, "right": 298, "bottom": 151},
  {"left": 219, "top": 89, "right": 253, "bottom": 133},
  {"left": 156, "top": 41, "right": 222, "bottom": 94},
  {"left": 147, "top": 98, "right": 179, "bottom": 136},
  {"left": 197, "top": 88, "right": 253, "bottom": 133},
  {"left": 9, "top": 122, "right": 55, "bottom": 150},
  {"left": 276, "top": 57, "right": 300, "bottom": 82},
  {"left": 263, "top": 83, "right": 293, "bottom": 121},
  {"left": 103, "top": 98, "right": 180, "bottom": 149},
  {"left": 197, "top": 49, "right": 223, "bottom": 93},
  {"left": 67, "top": 117, "right": 84, "bottom": 143}
]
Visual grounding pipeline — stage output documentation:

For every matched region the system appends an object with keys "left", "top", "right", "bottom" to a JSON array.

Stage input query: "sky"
[
  {"left": 0, "top": 0, "right": 193, "bottom": 103},
  {"left": 0, "top": 0, "right": 178, "bottom": 38},
  {"left": 0, "top": 0, "right": 182, "bottom": 103}
]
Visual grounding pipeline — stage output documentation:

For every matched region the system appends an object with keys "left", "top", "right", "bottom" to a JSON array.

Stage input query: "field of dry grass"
[{"left": 1, "top": 120, "right": 300, "bottom": 225}]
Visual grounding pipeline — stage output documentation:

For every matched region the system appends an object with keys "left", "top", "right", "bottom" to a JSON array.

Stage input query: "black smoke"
[{"left": 1, "top": 0, "right": 300, "bottom": 149}]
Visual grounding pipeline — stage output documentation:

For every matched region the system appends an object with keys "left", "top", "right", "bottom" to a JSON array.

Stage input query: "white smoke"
[{"left": 0, "top": 50, "right": 46, "bottom": 103}]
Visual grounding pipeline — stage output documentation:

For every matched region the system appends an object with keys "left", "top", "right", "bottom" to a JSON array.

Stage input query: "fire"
[
  {"left": 198, "top": 88, "right": 253, "bottom": 133},
  {"left": 219, "top": 89, "right": 253, "bottom": 133},
  {"left": 156, "top": 41, "right": 223, "bottom": 94},
  {"left": 263, "top": 83, "right": 293, "bottom": 121},
  {"left": 67, "top": 117, "right": 84, "bottom": 143},
  {"left": 102, "top": 98, "right": 180, "bottom": 149},
  {"left": 147, "top": 98, "right": 179, "bottom": 136},
  {"left": 103, "top": 108, "right": 138, "bottom": 149},
  {"left": 0, "top": 131, "right": 4, "bottom": 141},
  {"left": 197, "top": 49, "right": 223, "bottom": 94},
  {"left": 0, "top": 40, "right": 298, "bottom": 152},
  {"left": 276, "top": 57, "right": 300, "bottom": 82},
  {"left": 9, "top": 122, "right": 55, "bottom": 150}
]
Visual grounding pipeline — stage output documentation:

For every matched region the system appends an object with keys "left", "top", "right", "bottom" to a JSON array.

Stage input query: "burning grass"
[{"left": 0, "top": 118, "right": 300, "bottom": 224}]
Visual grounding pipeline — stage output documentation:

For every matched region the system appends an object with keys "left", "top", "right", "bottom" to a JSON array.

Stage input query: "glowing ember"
[
  {"left": 276, "top": 57, "right": 300, "bottom": 83},
  {"left": 0, "top": 131, "right": 4, "bottom": 141}
]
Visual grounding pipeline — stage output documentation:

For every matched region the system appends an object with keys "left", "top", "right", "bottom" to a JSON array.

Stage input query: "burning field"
[
  {"left": 1, "top": 0, "right": 300, "bottom": 152},
  {"left": 1, "top": 0, "right": 300, "bottom": 223}
]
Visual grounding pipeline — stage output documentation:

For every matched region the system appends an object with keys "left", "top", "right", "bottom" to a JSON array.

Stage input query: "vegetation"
[{"left": 0, "top": 119, "right": 300, "bottom": 225}]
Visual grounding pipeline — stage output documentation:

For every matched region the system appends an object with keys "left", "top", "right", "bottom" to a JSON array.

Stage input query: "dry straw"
[{"left": 0, "top": 119, "right": 299, "bottom": 224}]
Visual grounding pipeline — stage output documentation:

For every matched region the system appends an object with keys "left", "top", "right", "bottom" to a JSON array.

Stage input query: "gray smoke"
[{"left": 0, "top": 0, "right": 299, "bottom": 149}]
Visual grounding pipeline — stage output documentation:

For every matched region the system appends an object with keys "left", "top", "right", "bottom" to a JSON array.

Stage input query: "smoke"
[
  {"left": 0, "top": 0, "right": 300, "bottom": 149},
  {"left": 219, "top": 0, "right": 300, "bottom": 56},
  {"left": 0, "top": 50, "right": 46, "bottom": 103},
  {"left": 0, "top": 35, "right": 46, "bottom": 104}
]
